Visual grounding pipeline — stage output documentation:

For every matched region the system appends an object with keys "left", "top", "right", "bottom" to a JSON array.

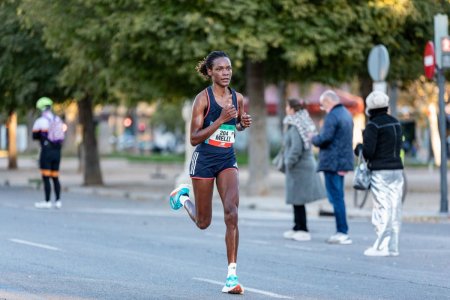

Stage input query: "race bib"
[{"left": 205, "top": 124, "right": 235, "bottom": 148}]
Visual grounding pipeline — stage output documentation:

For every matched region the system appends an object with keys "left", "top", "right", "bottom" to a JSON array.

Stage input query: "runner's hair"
[{"left": 196, "top": 51, "right": 229, "bottom": 80}]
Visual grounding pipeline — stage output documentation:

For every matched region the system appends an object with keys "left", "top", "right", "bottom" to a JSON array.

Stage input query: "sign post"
[
  {"left": 368, "top": 45, "right": 390, "bottom": 93},
  {"left": 434, "top": 14, "right": 448, "bottom": 214},
  {"left": 423, "top": 41, "right": 435, "bottom": 80}
]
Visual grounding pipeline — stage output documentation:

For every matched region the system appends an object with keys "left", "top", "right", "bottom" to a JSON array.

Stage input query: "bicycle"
[{"left": 353, "top": 170, "right": 407, "bottom": 209}]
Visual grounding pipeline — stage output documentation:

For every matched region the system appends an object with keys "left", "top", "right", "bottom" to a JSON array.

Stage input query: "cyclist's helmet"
[{"left": 36, "top": 97, "right": 53, "bottom": 111}]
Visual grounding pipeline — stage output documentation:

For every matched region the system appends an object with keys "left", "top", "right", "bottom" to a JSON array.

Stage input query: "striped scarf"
[{"left": 283, "top": 109, "right": 317, "bottom": 150}]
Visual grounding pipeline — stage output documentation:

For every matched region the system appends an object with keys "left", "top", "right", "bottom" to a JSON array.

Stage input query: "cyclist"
[{"left": 32, "top": 97, "right": 63, "bottom": 209}]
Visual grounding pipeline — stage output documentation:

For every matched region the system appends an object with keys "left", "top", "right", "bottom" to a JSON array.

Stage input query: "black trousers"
[{"left": 293, "top": 205, "right": 308, "bottom": 232}]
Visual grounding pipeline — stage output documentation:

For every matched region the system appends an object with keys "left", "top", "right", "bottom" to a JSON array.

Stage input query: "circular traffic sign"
[
  {"left": 368, "top": 45, "right": 390, "bottom": 81},
  {"left": 424, "top": 41, "right": 436, "bottom": 79}
]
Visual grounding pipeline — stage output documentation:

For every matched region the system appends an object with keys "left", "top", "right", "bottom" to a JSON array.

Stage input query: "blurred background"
[{"left": 1, "top": 0, "right": 450, "bottom": 194}]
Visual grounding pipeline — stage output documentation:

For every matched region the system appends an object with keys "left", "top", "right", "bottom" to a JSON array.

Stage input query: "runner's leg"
[
  {"left": 42, "top": 176, "right": 51, "bottom": 201},
  {"left": 216, "top": 168, "right": 239, "bottom": 264},
  {"left": 184, "top": 178, "right": 214, "bottom": 229},
  {"left": 51, "top": 151, "right": 61, "bottom": 201}
]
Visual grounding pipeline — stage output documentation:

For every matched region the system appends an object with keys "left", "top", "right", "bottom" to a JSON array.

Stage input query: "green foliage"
[
  {"left": 0, "top": 0, "right": 64, "bottom": 114},
  {"left": 20, "top": 0, "right": 123, "bottom": 103},
  {"left": 15, "top": 0, "right": 450, "bottom": 104}
]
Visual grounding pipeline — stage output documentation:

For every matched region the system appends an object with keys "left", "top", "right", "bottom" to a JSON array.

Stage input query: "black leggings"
[
  {"left": 293, "top": 205, "right": 308, "bottom": 232},
  {"left": 42, "top": 176, "right": 61, "bottom": 202}
]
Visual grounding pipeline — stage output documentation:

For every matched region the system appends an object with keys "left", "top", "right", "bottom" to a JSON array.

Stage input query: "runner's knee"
[
  {"left": 197, "top": 218, "right": 211, "bottom": 230},
  {"left": 224, "top": 207, "right": 238, "bottom": 227}
]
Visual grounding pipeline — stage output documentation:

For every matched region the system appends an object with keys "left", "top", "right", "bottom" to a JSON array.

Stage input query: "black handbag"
[{"left": 353, "top": 152, "right": 371, "bottom": 190}]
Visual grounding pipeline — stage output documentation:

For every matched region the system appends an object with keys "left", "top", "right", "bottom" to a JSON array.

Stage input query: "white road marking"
[
  {"left": 9, "top": 239, "right": 60, "bottom": 251},
  {"left": 192, "top": 277, "right": 293, "bottom": 299}
]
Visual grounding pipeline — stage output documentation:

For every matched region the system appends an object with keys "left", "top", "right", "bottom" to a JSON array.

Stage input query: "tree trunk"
[
  {"left": 26, "top": 111, "right": 39, "bottom": 153},
  {"left": 7, "top": 111, "right": 18, "bottom": 169},
  {"left": 277, "top": 81, "right": 286, "bottom": 130},
  {"left": 78, "top": 95, "right": 103, "bottom": 185},
  {"left": 246, "top": 60, "right": 269, "bottom": 195}
]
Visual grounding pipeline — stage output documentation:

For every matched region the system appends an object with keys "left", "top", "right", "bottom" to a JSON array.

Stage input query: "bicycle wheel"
[{"left": 353, "top": 188, "right": 371, "bottom": 209}]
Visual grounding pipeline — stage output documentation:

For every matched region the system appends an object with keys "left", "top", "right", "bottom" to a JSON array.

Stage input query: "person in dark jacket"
[
  {"left": 312, "top": 90, "right": 354, "bottom": 245},
  {"left": 355, "top": 91, "right": 403, "bottom": 257}
]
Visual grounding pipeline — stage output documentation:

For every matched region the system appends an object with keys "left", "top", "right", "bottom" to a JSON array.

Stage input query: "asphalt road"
[{"left": 0, "top": 187, "right": 449, "bottom": 300}]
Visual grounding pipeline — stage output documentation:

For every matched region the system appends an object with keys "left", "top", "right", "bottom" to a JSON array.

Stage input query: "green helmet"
[{"left": 36, "top": 97, "right": 53, "bottom": 111}]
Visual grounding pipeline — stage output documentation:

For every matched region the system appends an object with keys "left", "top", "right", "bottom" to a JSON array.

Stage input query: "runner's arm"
[
  {"left": 236, "top": 92, "right": 252, "bottom": 131},
  {"left": 32, "top": 118, "right": 46, "bottom": 140}
]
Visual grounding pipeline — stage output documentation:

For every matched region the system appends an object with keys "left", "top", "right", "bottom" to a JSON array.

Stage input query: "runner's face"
[{"left": 208, "top": 57, "right": 232, "bottom": 87}]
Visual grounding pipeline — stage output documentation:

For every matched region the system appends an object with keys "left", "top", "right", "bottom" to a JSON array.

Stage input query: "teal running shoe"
[
  {"left": 221, "top": 275, "right": 244, "bottom": 294},
  {"left": 169, "top": 184, "right": 190, "bottom": 210}
]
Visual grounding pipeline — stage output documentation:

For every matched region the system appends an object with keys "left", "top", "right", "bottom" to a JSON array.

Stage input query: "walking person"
[
  {"left": 311, "top": 90, "right": 354, "bottom": 245},
  {"left": 32, "top": 97, "right": 64, "bottom": 209},
  {"left": 168, "top": 51, "right": 252, "bottom": 294},
  {"left": 355, "top": 91, "right": 403, "bottom": 256},
  {"left": 282, "top": 99, "right": 326, "bottom": 241}
]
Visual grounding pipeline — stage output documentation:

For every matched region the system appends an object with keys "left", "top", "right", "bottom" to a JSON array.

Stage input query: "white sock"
[
  {"left": 179, "top": 195, "right": 189, "bottom": 206},
  {"left": 227, "top": 263, "right": 237, "bottom": 277}
]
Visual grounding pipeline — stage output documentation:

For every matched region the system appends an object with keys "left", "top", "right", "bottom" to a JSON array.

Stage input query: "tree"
[
  {"left": 104, "top": 0, "right": 443, "bottom": 195},
  {"left": 19, "top": 0, "right": 450, "bottom": 193},
  {"left": 20, "top": 0, "right": 121, "bottom": 185},
  {"left": 356, "top": 0, "right": 450, "bottom": 102},
  {"left": 0, "top": 0, "right": 64, "bottom": 169}
]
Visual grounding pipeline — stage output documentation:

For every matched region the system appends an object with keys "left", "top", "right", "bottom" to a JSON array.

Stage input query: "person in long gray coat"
[{"left": 283, "top": 99, "right": 326, "bottom": 241}]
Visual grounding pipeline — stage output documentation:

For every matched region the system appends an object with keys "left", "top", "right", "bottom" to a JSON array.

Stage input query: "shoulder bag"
[{"left": 353, "top": 151, "right": 371, "bottom": 190}]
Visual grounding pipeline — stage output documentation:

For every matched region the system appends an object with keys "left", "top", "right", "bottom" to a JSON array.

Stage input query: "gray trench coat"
[{"left": 283, "top": 125, "right": 326, "bottom": 205}]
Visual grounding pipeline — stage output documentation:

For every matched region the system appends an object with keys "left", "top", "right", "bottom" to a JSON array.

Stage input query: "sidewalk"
[{"left": 0, "top": 156, "right": 449, "bottom": 222}]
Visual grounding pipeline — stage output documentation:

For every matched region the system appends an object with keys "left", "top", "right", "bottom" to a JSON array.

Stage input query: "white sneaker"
[
  {"left": 327, "top": 233, "right": 352, "bottom": 245},
  {"left": 55, "top": 201, "right": 62, "bottom": 209},
  {"left": 389, "top": 251, "right": 400, "bottom": 257},
  {"left": 364, "top": 247, "right": 390, "bottom": 257},
  {"left": 283, "top": 230, "right": 297, "bottom": 239},
  {"left": 35, "top": 201, "right": 52, "bottom": 209},
  {"left": 292, "top": 231, "right": 311, "bottom": 241}
]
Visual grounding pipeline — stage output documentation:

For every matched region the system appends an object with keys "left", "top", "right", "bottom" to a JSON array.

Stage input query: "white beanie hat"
[{"left": 365, "top": 91, "right": 389, "bottom": 116}]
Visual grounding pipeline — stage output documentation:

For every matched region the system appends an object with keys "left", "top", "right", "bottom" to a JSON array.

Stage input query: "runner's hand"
[
  {"left": 220, "top": 95, "right": 237, "bottom": 122},
  {"left": 240, "top": 112, "right": 252, "bottom": 128}
]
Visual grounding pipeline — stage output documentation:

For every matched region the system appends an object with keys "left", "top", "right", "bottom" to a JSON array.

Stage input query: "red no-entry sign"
[{"left": 424, "top": 41, "right": 436, "bottom": 79}]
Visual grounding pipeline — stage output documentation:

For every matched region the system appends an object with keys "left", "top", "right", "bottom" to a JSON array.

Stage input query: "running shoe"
[
  {"left": 364, "top": 247, "right": 389, "bottom": 257},
  {"left": 292, "top": 230, "right": 311, "bottom": 241},
  {"left": 55, "top": 201, "right": 62, "bottom": 209},
  {"left": 389, "top": 251, "right": 400, "bottom": 257},
  {"left": 34, "top": 201, "right": 52, "bottom": 209},
  {"left": 169, "top": 184, "right": 190, "bottom": 210},
  {"left": 283, "top": 230, "right": 297, "bottom": 239},
  {"left": 221, "top": 275, "right": 244, "bottom": 294},
  {"left": 326, "top": 233, "right": 352, "bottom": 245}
]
